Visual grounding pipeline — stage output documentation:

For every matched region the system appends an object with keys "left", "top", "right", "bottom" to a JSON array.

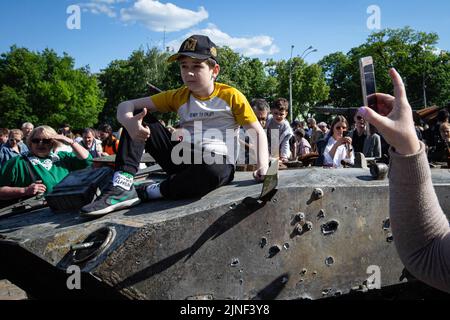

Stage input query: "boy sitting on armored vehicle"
[{"left": 81, "top": 35, "right": 269, "bottom": 217}]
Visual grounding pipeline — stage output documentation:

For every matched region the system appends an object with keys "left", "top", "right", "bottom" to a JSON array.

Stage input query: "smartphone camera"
[{"left": 359, "top": 56, "right": 377, "bottom": 112}]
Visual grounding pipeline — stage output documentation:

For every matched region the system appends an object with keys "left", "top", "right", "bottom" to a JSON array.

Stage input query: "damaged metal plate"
[
  {"left": 259, "top": 158, "right": 279, "bottom": 199},
  {"left": 1, "top": 167, "right": 450, "bottom": 300}
]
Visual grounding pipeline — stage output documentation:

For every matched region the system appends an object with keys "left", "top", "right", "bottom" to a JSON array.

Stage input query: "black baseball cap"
[{"left": 168, "top": 35, "right": 218, "bottom": 63}]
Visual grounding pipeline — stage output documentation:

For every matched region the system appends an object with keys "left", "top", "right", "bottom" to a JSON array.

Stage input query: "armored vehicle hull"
[{"left": 1, "top": 167, "right": 450, "bottom": 299}]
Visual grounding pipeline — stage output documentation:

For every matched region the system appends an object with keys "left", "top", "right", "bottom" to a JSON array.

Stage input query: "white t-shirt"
[
  {"left": 323, "top": 136, "right": 354, "bottom": 168},
  {"left": 151, "top": 83, "right": 257, "bottom": 164}
]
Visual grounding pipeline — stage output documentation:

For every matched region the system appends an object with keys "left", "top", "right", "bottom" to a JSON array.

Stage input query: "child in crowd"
[
  {"left": 266, "top": 98, "right": 293, "bottom": 163},
  {"left": 291, "top": 128, "right": 312, "bottom": 159}
]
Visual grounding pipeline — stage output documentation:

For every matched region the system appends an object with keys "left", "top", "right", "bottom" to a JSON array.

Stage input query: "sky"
[{"left": 0, "top": 0, "right": 449, "bottom": 73}]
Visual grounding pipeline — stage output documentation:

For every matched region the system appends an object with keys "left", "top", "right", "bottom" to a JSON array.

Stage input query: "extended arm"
[
  {"left": 243, "top": 121, "right": 269, "bottom": 181},
  {"left": 360, "top": 68, "right": 450, "bottom": 293},
  {"left": 117, "top": 97, "right": 159, "bottom": 142},
  {"left": 0, "top": 183, "right": 46, "bottom": 200}
]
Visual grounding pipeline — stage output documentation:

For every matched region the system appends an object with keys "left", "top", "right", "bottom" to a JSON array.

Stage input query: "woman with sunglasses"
[
  {"left": 0, "top": 125, "right": 92, "bottom": 202},
  {"left": 316, "top": 115, "right": 354, "bottom": 168},
  {"left": 0, "top": 129, "right": 29, "bottom": 168}
]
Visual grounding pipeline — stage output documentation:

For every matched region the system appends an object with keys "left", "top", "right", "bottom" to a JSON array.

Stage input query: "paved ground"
[{"left": 0, "top": 279, "right": 28, "bottom": 300}]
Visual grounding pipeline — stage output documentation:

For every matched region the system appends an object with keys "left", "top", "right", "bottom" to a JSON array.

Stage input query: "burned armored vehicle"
[{"left": 1, "top": 157, "right": 450, "bottom": 300}]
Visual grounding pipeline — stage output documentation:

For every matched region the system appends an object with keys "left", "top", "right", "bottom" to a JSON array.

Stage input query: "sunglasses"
[
  {"left": 9, "top": 138, "right": 21, "bottom": 143},
  {"left": 356, "top": 116, "right": 363, "bottom": 121},
  {"left": 31, "top": 138, "right": 53, "bottom": 145},
  {"left": 335, "top": 126, "right": 347, "bottom": 130}
]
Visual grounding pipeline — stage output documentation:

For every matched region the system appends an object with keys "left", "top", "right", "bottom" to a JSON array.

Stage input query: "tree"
[
  {"left": 98, "top": 47, "right": 182, "bottom": 127},
  {"left": 319, "top": 27, "right": 450, "bottom": 109},
  {"left": 216, "top": 47, "right": 278, "bottom": 102},
  {"left": 0, "top": 46, "right": 103, "bottom": 129},
  {"left": 275, "top": 58, "right": 329, "bottom": 119}
]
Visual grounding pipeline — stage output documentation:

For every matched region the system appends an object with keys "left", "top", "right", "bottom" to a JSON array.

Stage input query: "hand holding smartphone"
[{"left": 360, "top": 57, "right": 394, "bottom": 117}]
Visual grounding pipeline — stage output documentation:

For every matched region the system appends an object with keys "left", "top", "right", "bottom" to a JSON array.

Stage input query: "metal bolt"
[
  {"left": 295, "top": 212, "right": 305, "bottom": 222},
  {"left": 304, "top": 221, "right": 313, "bottom": 231},
  {"left": 295, "top": 224, "right": 303, "bottom": 235},
  {"left": 386, "top": 233, "right": 394, "bottom": 242},
  {"left": 322, "top": 288, "right": 331, "bottom": 296},
  {"left": 313, "top": 188, "right": 324, "bottom": 199}
]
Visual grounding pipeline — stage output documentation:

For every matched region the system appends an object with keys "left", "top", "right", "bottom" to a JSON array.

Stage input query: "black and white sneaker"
[{"left": 80, "top": 183, "right": 141, "bottom": 216}]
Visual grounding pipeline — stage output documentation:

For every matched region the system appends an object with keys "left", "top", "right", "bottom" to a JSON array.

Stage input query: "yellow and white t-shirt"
[{"left": 151, "top": 83, "right": 257, "bottom": 164}]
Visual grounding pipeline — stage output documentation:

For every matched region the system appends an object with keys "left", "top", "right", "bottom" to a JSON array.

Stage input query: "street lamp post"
[
  {"left": 302, "top": 48, "right": 317, "bottom": 60},
  {"left": 300, "top": 45, "right": 313, "bottom": 60},
  {"left": 289, "top": 45, "right": 317, "bottom": 122},
  {"left": 421, "top": 44, "right": 428, "bottom": 107},
  {"left": 423, "top": 74, "right": 427, "bottom": 107},
  {"left": 289, "top": 45, "right": 294, "bottom": 123}
]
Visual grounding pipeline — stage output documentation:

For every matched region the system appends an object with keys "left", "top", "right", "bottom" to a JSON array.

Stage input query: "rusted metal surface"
[{"left": 1, "top": 167, "right": 450, "bottom": 299}]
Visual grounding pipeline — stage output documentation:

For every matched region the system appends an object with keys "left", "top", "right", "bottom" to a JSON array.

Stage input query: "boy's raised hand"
[
  {"left": 358, "top": 68, "right": 420, "bottom": 155},
  {"left": 125, "top": 108, "right": 151, "bottom": 142}
]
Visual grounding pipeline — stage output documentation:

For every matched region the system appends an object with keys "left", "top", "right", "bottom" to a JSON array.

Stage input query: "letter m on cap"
[{"left": 183, "top": 38, "right": 197, "bottom": 51}]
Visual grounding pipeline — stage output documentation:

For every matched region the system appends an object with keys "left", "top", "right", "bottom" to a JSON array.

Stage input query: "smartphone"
[{"left": 359, "top": 56, "right": 377, "bottom": 112}]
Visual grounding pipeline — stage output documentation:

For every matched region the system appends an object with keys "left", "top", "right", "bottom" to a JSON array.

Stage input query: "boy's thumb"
[{"left": 134, "top": 108, "right": 147, "bottom": 121}]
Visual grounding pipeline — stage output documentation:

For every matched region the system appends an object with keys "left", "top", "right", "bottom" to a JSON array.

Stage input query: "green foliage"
[
  {"left": 319, "top": 27, "right": 450, "bottom": 109},
  {"left": 274, "top": 57, "right": 329, "bottom": 120},
  {"left": 98, "top": 47, "right": 182, "bottom": 127},
  {"left": 217, "top": 47, "right": 279, "bottom": 101},
  {"left": 0, "top": 46, "right": 103, "bottom": 129}
]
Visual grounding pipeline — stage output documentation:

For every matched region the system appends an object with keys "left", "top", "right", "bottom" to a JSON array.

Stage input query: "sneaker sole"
[{"left": 80, "top": 198, "right": 141, "bottom": 217}]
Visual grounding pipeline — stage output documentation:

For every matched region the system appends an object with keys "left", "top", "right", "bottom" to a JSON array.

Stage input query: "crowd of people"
[
  {"left": 239, "top": 96, "right": 450, "bottom": 170},
  {"left": 0, "top": 122, "right": 122, "bottom": 206}
]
